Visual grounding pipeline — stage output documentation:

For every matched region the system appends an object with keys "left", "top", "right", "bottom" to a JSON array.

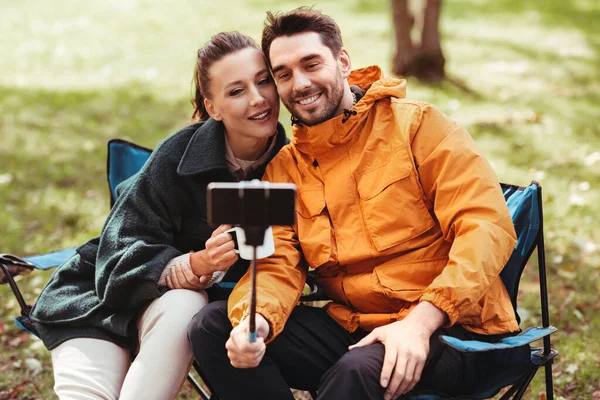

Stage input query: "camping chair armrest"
[
  {"left": 439, "top": 326, "right": 557, "bottom": 352},
  {"left": 1, "top": 248, "right": 76, "bottom": 284},
  {"left": 0, "top": 257, "right": 35, "bottom": 317},
  {"left": 0, "top": 254, "right": 36, "bottom": 284},
  {"left": 1, "top": 249, "right": 76, "bottom": 317}
]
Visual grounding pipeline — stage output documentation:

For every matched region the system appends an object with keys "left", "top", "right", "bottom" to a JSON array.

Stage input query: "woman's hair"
[
  {"left": 191, "top": 32, "right": 260, "bottom": 122},
  {"left": 261, "top": 7, "right": 343, "bottom": 68}
]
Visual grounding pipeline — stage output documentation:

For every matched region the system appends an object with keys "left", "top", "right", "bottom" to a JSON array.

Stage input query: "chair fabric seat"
[
  {"left": 23, "top": 248, "right": 77, "bottom": 270},
  {"left": 440, "top": 326, "right": 557, "bottom": 352},
  {"left": 405, "top": 347, "right": 540, "bottom": 400}
]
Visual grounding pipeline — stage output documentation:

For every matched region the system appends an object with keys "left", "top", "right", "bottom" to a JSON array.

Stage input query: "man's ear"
[
  {"left": 203, "top": 98, "right": 221, "bottom": 121},
  {"left": 338, "top": 48, "right": 352, "bottom": 78}
]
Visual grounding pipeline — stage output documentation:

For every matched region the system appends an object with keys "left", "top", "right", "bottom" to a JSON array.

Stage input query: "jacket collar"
[
  {"left": 177, "top": 118, "right": 288, "bottom": 176},
  {"left": 291, "top": 65, "right": 407, "bottom": 156}
]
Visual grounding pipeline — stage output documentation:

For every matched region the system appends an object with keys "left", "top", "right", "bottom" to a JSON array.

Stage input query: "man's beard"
[{"left": 284, "top": 71, "right": 345, "bottom": 126}]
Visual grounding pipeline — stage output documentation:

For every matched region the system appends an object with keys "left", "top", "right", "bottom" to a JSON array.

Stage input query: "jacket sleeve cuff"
[
  {"left": 228, "top": 302, "right": 285, "bottom": 344},
  {"left": 157, "top": 252, "right": 187, "bottom": 287},
  {"left": 420, "top": 292, "right": 459, "bottom": 327}
]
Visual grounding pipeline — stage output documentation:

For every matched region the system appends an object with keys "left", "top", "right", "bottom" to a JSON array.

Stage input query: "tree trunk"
[
  {"left": 391, "top": 0, "right": 416, "bottom": 76},
  {"left": 414, "top": 0, "right": 446, "bottom": 82},
  {"left": 391, "top": 0, "right": 445, "bottom": 82}
]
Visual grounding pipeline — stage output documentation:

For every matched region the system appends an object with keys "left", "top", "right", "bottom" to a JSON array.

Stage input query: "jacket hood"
[
  {"left": 348, "top": 65, "right": 406, "bottom": 101},
  {"left": 291, "top": 65, "right": 407, "bottom": 155}
]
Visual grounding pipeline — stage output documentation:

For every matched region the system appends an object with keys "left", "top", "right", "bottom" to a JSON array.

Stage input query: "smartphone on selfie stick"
[{"left": 207, "top": 180, "right": 296, "bottom": 342}]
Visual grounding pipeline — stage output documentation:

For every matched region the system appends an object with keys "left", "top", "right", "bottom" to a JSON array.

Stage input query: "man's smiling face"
[{"left": 269, "top": 31, "right": 351, "bottom": 126}]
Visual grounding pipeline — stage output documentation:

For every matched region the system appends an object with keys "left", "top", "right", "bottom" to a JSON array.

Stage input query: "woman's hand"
[
  {"left": 166, "top": 261, "right": 208, "bottom": 290},
  {"left": 190, "top": 225, "right": 238, "bottom": 276}
]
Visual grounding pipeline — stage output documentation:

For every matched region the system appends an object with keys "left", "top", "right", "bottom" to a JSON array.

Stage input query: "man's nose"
[{"left": 292, "top": 72, "right": 311, "bottom": 93}]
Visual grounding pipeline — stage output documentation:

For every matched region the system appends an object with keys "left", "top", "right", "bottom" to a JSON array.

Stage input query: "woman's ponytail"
[{"left": 191, "top": 60, "right": 210, "bottom": 122}]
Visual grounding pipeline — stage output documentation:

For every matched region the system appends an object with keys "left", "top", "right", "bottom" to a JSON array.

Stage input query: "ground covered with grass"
[{"left": 1, "top": 0, "right": 599, "bottom": 398}]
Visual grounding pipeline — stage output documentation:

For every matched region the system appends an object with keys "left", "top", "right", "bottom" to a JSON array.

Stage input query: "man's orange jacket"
[{"left": 229, "top": 66, "right": 519, "bottom": 340}]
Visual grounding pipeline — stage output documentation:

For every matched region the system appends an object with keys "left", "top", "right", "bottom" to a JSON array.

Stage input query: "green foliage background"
[{"left": 1, "top": 0, "right": 599, "bottom": 398}]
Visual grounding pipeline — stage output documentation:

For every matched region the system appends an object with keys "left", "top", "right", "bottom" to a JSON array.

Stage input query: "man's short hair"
[{"left": 262, "top": 7, "right": 343, "bottom": 67}]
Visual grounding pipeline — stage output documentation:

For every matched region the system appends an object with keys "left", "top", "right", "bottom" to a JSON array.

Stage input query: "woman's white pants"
[{"left": 50, "top": 289, "right": 208, "bottom": 400}]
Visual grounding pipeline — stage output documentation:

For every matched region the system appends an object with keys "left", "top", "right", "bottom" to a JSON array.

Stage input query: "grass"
[{"left": 1, "top": 0, "right": 599, "bottom": 398}]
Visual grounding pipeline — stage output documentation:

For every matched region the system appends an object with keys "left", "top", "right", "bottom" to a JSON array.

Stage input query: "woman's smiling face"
[{"left": 204, "top": 47, "right": 280, "bottom": 144}]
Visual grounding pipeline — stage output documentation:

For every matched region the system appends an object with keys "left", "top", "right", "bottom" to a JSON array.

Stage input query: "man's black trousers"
[{"left": 188, "top": 301, "right": 528, "bottom": 400}]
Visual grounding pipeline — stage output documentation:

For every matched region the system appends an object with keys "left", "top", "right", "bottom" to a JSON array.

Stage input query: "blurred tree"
[{"left": 391, "top": 0, "right": 446, "bottom": 82}]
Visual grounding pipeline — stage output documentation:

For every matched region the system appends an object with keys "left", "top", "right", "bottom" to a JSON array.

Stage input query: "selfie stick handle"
[
  {"left": 248, "top": 246, "right": 258, "bottom": 343},
  {"left": 243, "top": 227, "right": 264, "bottom": 343}
]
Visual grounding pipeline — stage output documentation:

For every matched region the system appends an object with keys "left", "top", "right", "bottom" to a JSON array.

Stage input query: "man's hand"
[
  {"left": 348, "top": 302, "right": 447, "bottom": 400},
  {"left": 226, "top": 313, "right": 270, "bottom": 368}
]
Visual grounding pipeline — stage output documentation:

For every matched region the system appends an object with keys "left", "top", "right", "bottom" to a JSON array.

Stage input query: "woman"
[{"left": 30, "top": 31, "right": 286, "bottom": 399}]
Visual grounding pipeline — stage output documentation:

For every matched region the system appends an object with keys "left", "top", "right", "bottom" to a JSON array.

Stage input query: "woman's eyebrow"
[
  {"left": 254, "top": 69, "right": 269, "bottom": 78},
  {"left": 223, "top": 69, "right": 270, "bottom": 90}
]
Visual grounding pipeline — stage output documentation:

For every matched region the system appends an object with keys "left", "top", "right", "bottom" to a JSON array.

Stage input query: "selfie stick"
[
  {"left": 248, "top": 246, "right": 258, "bottom": 342},
  {"left": 207, "top": 180, "right": 296, "bottom": 343},
  {"left": 238, "top": 181, "right": 271, "bottom": 343},
  {"left": 244, "top": 225, "right": 267, "bottom": 344}
]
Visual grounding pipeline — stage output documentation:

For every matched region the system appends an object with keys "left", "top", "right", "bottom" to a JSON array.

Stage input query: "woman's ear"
[
  {"left": 204, "top": 98, "right": 222, "bottom": 121},
  {"left": 338, "top": 48, "right": 352, "bottom": 79}
]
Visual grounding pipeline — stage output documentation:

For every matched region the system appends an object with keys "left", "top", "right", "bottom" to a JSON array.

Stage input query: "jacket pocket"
[
  {"left": 296, "top": 188, "right": 334, "bottom": 268},
  {"left": 372, "top": 257, "right": 447, "bottom": 304},
  {"left": 355, "top": 147, "right": 435, "bottom": 251}
]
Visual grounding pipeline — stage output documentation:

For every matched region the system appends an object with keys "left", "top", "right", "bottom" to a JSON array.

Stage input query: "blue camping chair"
[
  {"left": 303, "top": 182, "right": 558, "bottom": 400},
  {"left": 431, "top": 182, "right": 557, "bottom": 399},
  {"left": 0, "top": 139, "right": 218, "bottom": 400},
  {"left": 1, "top": 139, "right": 557, "bottom": 400}
]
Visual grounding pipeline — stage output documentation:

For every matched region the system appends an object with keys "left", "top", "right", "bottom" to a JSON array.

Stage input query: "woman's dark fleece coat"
[{"left": 30, "top": 119, "right": 288, "bottom": 351}]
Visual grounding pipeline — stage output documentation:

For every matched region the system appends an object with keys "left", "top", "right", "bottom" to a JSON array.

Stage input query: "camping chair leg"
[
  {"left": 536, "top": 191, "right": 555, "bottom": 400},
  {"left": 512, "top": 370, "right": 537, "bottom": 400},
  {"left": 0, "top": 263, "right": 31, "bottom": 317},
  {"left": 545, "top": 362, "right": 554, "bottom": 400},
  {"left": 499, "top": 381, "right": 521, "bottom": 400},
  {"left": 186, "top": 371, "right": 212, "bottom": 400},
  {"left": 189, "top": 359, "right": 220, "bottom": 400}
]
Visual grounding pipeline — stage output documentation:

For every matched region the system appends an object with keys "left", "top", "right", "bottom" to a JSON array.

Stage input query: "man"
[{"left": 189, "top": 8, "right": 524, "bottom": 400}]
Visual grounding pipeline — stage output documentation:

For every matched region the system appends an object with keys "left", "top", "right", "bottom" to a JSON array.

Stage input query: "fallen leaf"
[
  {"left": 569, "top": 193, "right": 585, "bottom": 206},
  {"left": 565, "top": 363, "right": 578, "bottom": 374},
  {"left": 578, "top": 181, "right": 590, "bottom": 191},
  {"left": 585, "top": 152, "right": 600, "bottom": 166},
  {"left": 572, "top": 309, "right": 585, "bottom": 322},
  {"left": 0, "top": 174, "right": 12, "bottom": 185},
  {"left": 557, "top": 268, "right": 576, "bottom": 280},
  {"left": 24, "top": 358, "right": 42, "bottom": 376},
  {"left": 7, "top": 333, "right": 30, "bottom": 349},
  {"left": 564, "top": 381, "right": 577, "bottom": 394},
  {"left": 526, "top": 111, "right": 542, "bottom": 123}
]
